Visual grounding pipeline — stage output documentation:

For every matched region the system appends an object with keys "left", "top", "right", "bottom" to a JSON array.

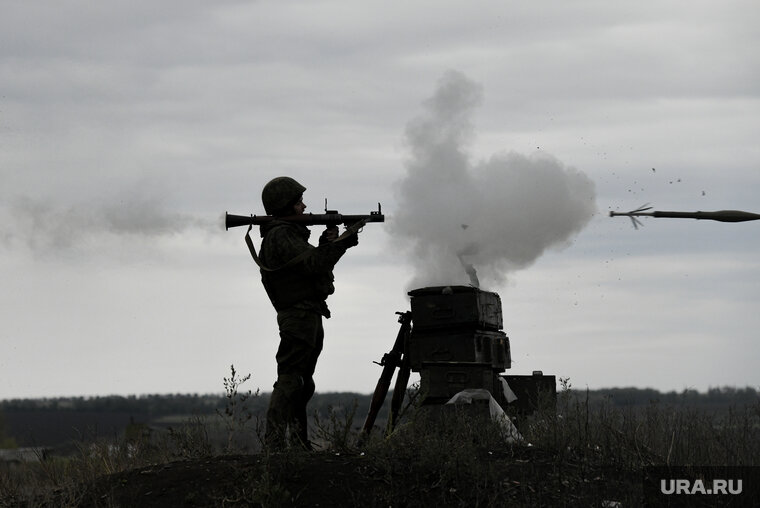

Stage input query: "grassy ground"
[{"left": 1, "top": 382, "right": 758, "bottom": 507}]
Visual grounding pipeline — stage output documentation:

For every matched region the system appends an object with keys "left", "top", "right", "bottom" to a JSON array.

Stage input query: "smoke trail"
[
  {"left": 0, "top": 189, "right": 214, "bottom": 255},
  {"left": 389, "top": 71, "right": 596, "bottom": 290}
]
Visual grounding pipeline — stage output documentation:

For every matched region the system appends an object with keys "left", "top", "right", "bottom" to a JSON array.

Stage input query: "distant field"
[{"left": 2, "top": 387, "right": 758, "bottom": 449}]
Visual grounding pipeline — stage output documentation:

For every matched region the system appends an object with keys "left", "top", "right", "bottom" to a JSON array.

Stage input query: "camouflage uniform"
[{"left": 258, "top": 212, "right": 356, "bottom": 449}]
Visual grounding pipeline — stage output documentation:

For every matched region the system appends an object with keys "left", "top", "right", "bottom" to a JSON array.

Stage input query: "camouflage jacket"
[{"left": 258, "top": 220, "right": 348, "bottom": 317}]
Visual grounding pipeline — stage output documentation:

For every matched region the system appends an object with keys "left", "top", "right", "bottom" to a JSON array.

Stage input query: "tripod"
[{"left": 360, "top": 311, "right": 413, "bottom": 440}]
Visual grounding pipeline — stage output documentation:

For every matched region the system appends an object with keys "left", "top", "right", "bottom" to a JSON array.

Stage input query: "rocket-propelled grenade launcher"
[
  {"left": 225, "top": 202, "right": 385, "bottom": 232},
  {"left": 610, "top": 205, "right": 760, "bottom": 229}
]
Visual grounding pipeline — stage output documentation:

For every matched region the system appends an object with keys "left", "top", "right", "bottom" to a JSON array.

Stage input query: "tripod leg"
[
  {"left": 361, "top": 361, "right": 397, "bottom": 438},
  {"left": 387, "top": 357, "right": 411, "bottom": 434}
]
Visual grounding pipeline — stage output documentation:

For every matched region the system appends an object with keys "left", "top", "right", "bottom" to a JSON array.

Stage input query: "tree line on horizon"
[
  {"left": 1, "top": 386, "right": 757, "bottom": 450},
  {"left": 2, "top": 385, "right": 758, "bottom": 415}
]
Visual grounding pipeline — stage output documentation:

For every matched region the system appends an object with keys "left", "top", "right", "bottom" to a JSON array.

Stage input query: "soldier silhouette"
[{"left": 245, "top": 177, "right": 359, "bottom": 449}]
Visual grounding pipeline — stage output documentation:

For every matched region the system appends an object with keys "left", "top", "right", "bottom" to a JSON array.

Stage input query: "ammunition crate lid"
[
  {"left": 408, "top": 285, "right": 503, "bottom": 331},
  {"left": 408, "top": 285, "right": 483, "bottom": 296}
]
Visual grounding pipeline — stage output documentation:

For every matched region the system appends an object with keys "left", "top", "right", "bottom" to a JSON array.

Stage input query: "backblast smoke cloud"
[{"left": 389, "top": 71, "right": 597, "bottom": 291}]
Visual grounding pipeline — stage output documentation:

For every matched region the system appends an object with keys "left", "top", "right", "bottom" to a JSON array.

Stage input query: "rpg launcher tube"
[{"left": 225, "top": 204, "right": 385, "bottom": 230}]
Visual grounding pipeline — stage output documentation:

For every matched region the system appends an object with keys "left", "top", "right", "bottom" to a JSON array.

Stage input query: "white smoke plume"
[{"left": 390, "top": 71, "right": 596, "bottom": 291}]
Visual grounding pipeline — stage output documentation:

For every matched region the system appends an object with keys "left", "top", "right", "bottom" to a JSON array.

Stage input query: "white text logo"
[{"left": 660, "top": 479, "right": 742, "bottom": 495}]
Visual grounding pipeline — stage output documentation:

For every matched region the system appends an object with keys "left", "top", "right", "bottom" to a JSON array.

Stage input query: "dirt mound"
[{"left": 36, "top": 446, "right": 638, "bottom": 507}]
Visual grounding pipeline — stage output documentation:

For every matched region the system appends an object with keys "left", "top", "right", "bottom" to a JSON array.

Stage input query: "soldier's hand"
[
  {"left": 343, "top": 230, "right": 359, "bottom": 248},
  {"left": 319, "top": 225, "right": 339, "bottom": 244}
]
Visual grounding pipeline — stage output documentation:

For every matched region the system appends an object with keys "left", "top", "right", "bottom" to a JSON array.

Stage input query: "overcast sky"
[{"left": 2, "top": 0, "right": 759, "bottom": 400}]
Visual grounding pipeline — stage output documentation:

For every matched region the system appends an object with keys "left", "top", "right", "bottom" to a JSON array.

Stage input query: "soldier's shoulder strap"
[{"left": 244, "top": 228, "right": 313, "bottom": 272}]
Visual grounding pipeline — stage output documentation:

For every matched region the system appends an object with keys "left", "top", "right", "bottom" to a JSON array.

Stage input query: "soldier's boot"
[
  {"left": 265, "top": 374, "right": 302, "bottom": 451},
  {"left": 294, "top": 377, "right": 316, "bottom": 450}
]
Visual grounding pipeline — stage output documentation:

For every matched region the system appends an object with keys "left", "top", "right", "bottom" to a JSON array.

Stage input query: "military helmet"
[{"left": 262, "top": 176, "right": 306, "bottom": 215}]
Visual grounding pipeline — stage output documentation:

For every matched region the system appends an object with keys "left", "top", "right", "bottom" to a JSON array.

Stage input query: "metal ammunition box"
[
  {"left": 419, "top": 363, "right": 499, "bottom": 403},
  {"left": 408, "top": 286, "right": 503, "bottom": 332},
  {"left": 408, "top": 329, "right": 511, "bottom": 371},
  {"left": 501, "top": 373, "right": 557, "bottom": 415}
]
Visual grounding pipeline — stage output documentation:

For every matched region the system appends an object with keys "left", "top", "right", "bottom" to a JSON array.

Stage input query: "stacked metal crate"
[{"left": 407, "top": 286, "right": 511, "bottom": 404}]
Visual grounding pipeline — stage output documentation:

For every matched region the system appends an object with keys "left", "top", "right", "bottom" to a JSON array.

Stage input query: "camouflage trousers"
[{"left": 265, "top": 306, "right": 324, "bottom": 449}]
